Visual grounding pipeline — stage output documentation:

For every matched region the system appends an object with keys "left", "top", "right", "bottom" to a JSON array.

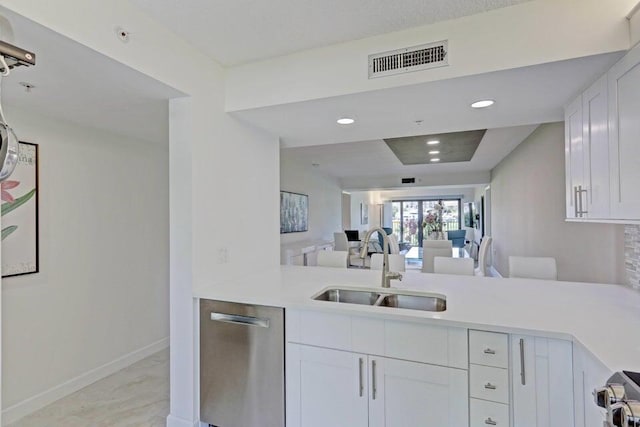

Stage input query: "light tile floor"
[{"left": 8, "top": 349, "right": 169, "bottom": 427}]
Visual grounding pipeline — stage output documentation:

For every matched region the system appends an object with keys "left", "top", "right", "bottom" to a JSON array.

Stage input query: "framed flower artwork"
[{"left": 2, "top": 142, "right": 38, "bottom": 277}]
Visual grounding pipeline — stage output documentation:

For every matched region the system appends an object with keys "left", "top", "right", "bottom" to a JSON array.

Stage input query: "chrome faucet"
[{"left": 360, "top": 227, "right": 403, "bottom": 288}]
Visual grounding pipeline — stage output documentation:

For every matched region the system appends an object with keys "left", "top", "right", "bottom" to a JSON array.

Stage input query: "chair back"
[
  {"left": 388, "top": 234, "right": 400, "bottom": 254},
  {"left": 434, "top": 257, "right": 474, "bottom": 276},
  {"left": 508, "top": 256, "right": 557, "bottom": 280},
  {"left": 476, "top": 236, "right": 492, "bottom": 276},
  {"left": 317, "top": 250, "right": 349, "bottom": 268},
  {"left": 423, "top": 240, "right": 453, "bottom": 249},
  {"left": 333, "top": 232, "right": 348, "bottom": 251},
  {"left": 422, "top": 240, "right": 453, "bottom": 273},
  {"left": 446, "top": 229, "right": 466, "bottom": 248},
  {"left": 377, "top": 227, "right": 393, "bottom": 248},
  {"left": 370, "top": 254, "right": 406, "bottom": 272}
]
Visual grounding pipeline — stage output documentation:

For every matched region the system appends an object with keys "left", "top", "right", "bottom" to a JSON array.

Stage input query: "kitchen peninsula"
[{"left": 195, "top": 266, "right": 640, "bottom": 427}]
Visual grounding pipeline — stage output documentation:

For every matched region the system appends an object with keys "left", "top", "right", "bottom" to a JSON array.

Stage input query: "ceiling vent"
[{"left": 368, "top": 40, "right": 448, "bottom": 79}]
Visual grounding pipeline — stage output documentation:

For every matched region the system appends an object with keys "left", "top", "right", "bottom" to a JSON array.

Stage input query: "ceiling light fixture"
[
  {"left": 429, "top": 150, "right": 440, "bottom": 155},
  {"left": 430, "top": 158, "right": 440, "bottom": 162},
  {"left": 427, "top": 140, "right": 440, "bottom": 145},
  {"left": 337, "top": 117, "right": 355, "bottom": 125},
  {"left": 471, "top": 99, "right": 495, "bottom": 109}
]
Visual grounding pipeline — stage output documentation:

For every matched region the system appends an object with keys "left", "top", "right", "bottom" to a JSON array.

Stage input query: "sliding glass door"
[{"left": 392, "top": 198, "right": 462, "bottom": 249}]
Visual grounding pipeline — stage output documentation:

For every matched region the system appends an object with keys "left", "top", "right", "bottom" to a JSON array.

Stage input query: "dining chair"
[
  {"left": 446, "top": 229, "right": 466, "bottom": 248},
  {"left": 434, "top": 257, "right": 474, "bottom": 276},
  {"left": 370, "top": 254, "right": 406, "bottom": 272},
  {"left": 388, "top": 234, "right": 400, "bottom": 255},
  {"left": 317, "top": 250, "right": 349, "bottom": 268},
  {"left": 422, "top": 240, "right": 453, "bottom": 273},
  {"left": 474, "top": 236, "right": 493, "bottom": 276},
  {"left": 333, "top": 232, "right": 349, "bottom": 251},
  {"left": 508, "top": 256, "right": 558, "bottom": 280}
]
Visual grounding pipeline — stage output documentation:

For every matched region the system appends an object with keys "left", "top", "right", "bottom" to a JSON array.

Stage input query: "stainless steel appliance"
[
  {"left": 596, "top": 371, "right": 640, "bottom": 426},
  {"left": 200, "top": 299, "right": 284, "bottom": 427}
]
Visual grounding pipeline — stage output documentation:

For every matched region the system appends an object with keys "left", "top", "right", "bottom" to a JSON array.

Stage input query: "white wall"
[
  {"left": 225, "top": 0, "right": 635, "bottom": 111},
  {"left": 1, "top": 107, "right": 169, "bottom": 423},
  {"left": 0, "top": 2, "right": 281, "bottom": 426},
  {"left": 280, "top": 150, "right": 342, "bottom": 246},
  {"left": 490, "top": 123, "right": 625, "bottom": 283}
]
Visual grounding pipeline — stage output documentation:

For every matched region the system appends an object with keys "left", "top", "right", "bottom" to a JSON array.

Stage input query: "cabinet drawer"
[
  {"left": 469, "top": 330, "right": 509, "bottom": 368},
  {"left": 470, "top": 398, "right": 510, "bottom": 427},
  {"left": 470, "top": 365, "right": 509, "bottom": 404}
]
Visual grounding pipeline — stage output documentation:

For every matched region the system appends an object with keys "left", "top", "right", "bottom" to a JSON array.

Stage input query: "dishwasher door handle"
[{"left": 210, "top": 312, "right": 270, "bottom": 328}]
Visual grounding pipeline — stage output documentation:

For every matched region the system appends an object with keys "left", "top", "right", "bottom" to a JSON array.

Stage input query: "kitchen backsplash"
[{"left": 626, "top": 225, "right": 640, "bottom": 290}]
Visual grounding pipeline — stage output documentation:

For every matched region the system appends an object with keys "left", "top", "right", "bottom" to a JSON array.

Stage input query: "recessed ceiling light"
[
  {"left": 337, "top": 117, "right": 355, "bottom": 125},
  {"left": 430, "top": 158, "right": 440, "bottom": 162},
  {"left": 471, "top": 99, "right": 495, "bottom": 109},
  {"left": 427, "top": 140, "right": 440, "bottom": 145},
  {"left": 429, "top": 150, "right": 440, "bottom": 155}
]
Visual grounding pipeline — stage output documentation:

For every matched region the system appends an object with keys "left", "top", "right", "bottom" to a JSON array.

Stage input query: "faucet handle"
[{"left": 387, "top": 272, "right": 403, "bottom": 281}]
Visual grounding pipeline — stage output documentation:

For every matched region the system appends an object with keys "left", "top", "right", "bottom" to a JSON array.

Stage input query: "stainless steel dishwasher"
[{"left": 200, "top": 299, "right": 285, "bottom": 427}]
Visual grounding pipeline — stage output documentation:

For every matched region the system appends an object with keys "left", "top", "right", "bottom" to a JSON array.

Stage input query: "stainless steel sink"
[
  {"left": 313, "top": 288, "right": 379, "bottom": 305},
  {"left": 376, "top": 293, "right": 446, "bottom": 312},
  {"left": 312, "top": 287, "right": 446, "bottom": 312}
]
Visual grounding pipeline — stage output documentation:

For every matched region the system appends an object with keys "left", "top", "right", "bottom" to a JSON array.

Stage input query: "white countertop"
[{"left": 193, "top": 266, "right": 640, "bottom": 373}]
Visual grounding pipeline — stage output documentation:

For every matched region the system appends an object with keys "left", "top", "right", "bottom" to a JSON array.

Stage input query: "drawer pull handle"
[
  {"left": 485, "top": 418, "right": 497, "bottom": 426},
  {"left": 483, "top": 348, "right": 496, "bottom": 355},
  {"left": 484, "top": 383, "right": 497, "bottom": 390}
]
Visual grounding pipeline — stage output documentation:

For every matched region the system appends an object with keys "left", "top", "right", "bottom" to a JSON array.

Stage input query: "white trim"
[
  {"left": 166, "top": 414, "right": 201, "bottom": 427},
  {"left": 489, "top": 265, "right": 503, "bottom": 278},
  {"left": 2, "top": 337, "right": 169, "bottom": 425},
  {"left": 565, "top": 218, "right": 640, "bottom": 225},
  {"left": 627, "top": 1, "right": 640, "bottom": 19}
]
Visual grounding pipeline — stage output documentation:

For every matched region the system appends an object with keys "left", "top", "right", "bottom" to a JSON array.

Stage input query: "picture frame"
[
  {"left": 280, "top": 191, "right": 308, "bottom": 233},
  {"left": 360, "top": 203, "right": 369, "bottom": 225},
  {"left": 2, "top": 141, "right": 39, "bottom": 278}
]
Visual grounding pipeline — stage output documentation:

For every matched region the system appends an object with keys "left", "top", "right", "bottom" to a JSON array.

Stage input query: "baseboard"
[
  {"left": 489, "top": 265, "right": 503, "bottom": 278},
  {"left": 166, "top": 414, "right": 201, "bottom": 427},
  {"left": 2, "top": 337, "right": 169, "bottom": 425}
]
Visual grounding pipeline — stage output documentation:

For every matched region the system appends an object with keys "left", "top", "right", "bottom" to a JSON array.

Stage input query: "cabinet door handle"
[
  {"left": 358, "top": 358, "right": 364, "bottom": 397},
  {"left": 578, "top": 185, "right": 588, "bottom": 217},
  {"left": 484, "top": 382, "right": 497, "bottom": 390},
  {"left": 371, "top": 360, "right": 377, "bottom": 400},
  {"left": 485, "top": 417, "right": 498, "bottom": 425},
  {"left": 483, "top": 348, "right": 496, "bottom": 355},
  {"left": 573, "top": 186, "right": 579, "bottom": 217},
  {"left": 519, "top": 338, "right": 526, "bottom": 385}
]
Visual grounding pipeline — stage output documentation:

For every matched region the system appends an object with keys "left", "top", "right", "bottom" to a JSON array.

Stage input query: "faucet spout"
[{"left": 360, "top": 227, "right": 401, "bottom": 288}]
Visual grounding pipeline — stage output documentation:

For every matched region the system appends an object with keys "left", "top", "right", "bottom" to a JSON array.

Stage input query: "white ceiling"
[
  {"left": 235, "top": 52, "right": 623, "bottom": 148},
  {"left": 0, "top": 8, "right": 184, "bottom": 144},
  {"left": 282, "top": 124, "right": 537, "bottom": 180},
  {"left": 130, "top": 0, "right": 531, "bottom": 66}
]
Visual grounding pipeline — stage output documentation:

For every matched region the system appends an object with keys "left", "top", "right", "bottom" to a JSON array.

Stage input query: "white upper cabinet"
[
  {"left": 582, "top": 76, "right": 610, "bottom": 219},
  {"left": 565, "top": 95, "right": 585, "bottom": 219},
  {"left": 608, "top": 44, "right": 640, "bottom": 220},
  {"left": 565, "top": 76, "right": 610, "bottom": 220},
  {"left": 565, "top": 43, "right": 640, "bottom": 222}
]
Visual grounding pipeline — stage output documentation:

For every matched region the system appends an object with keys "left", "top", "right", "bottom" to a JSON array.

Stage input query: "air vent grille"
[{"left": 369, "top": 41, "right": 448, "bottom": 79}]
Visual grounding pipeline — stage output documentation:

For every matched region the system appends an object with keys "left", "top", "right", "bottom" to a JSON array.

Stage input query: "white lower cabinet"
[
  {"left": 470, "top": 399, "right": 510, "bottom": 427},
  {"left": 368, "top": 356, "right": 468, "bottom": 427},
  {"left": 286, "top": 344, "right": 368, "bottom": 427},
  {"left": 286, "top": 344, "right": 468, "bottom": 427},
  {"left": 511, "top": 335, "right": 575, "bottom": 427}
]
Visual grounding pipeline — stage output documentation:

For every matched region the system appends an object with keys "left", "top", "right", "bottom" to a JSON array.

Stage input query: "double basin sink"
[{"left": 313, "top": 286, "right": 446, "bottom": 312}]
